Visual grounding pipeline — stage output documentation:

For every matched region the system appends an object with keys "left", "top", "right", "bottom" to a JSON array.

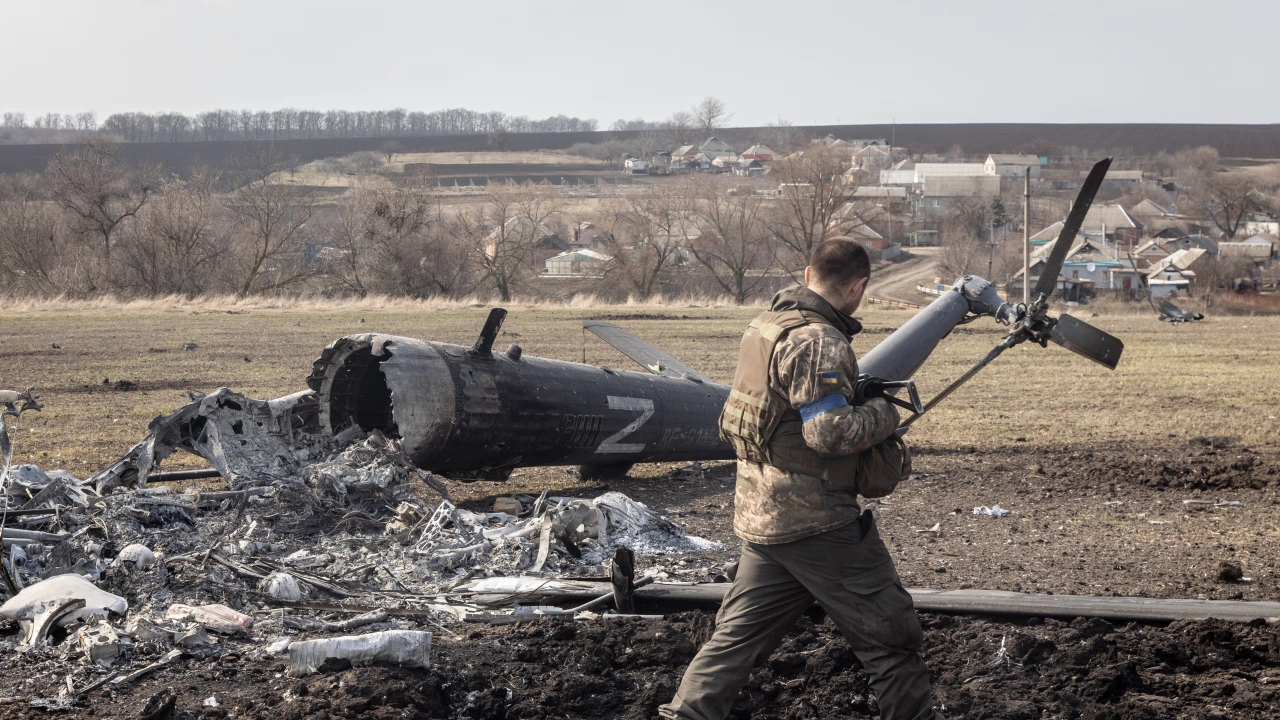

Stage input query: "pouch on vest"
[{"left": 853, "top": 433, "right": 912, "bottom": 499}]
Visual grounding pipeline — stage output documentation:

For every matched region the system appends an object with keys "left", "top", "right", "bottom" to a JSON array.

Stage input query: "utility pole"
[
  {"left": 988, "top": 213, "right": 996, "bottom": 280},
  {"left": 1023, "top": 166, "right": 1031, "bottom": 305}
]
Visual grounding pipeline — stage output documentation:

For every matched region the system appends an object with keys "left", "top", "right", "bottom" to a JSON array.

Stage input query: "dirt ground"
[{"left": 2, "top": 301, "right": 1279, "bottom": 717}]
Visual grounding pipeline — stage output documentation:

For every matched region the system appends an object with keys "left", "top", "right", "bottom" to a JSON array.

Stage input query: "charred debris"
[{"left": 0, "top": 360, "right": 731, "bottom": 709}]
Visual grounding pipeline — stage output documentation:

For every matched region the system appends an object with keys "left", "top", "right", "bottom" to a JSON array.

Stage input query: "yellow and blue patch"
[{"left": 819, "top": 371, "right": 841, "bottom": 385}]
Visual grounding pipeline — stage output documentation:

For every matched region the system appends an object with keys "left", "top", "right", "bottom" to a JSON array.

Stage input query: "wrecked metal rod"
[
  {"left": 567, "top": 576, "right": 656, "bottom": 614},
  {"left": 149, "top": 469, "right": 223, "bottom": 482},
  {"left": 1, "top": 528, "right": 68, "bottom": 543}
]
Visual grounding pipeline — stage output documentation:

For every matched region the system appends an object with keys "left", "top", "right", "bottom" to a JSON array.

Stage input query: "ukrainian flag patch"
[{"left": 819, "top": 372, "right": 840, "bottom": 385}]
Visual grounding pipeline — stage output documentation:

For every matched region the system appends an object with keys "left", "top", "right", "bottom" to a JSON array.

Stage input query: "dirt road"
[{"left": 866, "top": 248, "right": 941, "bottom": 306}]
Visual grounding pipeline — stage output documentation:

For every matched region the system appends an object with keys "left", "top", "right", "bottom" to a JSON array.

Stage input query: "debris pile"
[{"left": 0, "top": 388, "right": 724, "bottom": 711}]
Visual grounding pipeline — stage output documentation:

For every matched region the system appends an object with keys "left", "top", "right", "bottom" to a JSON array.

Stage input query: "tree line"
[
  {"left": 0, "top": 139, "right": 879, "bottom": 302},
  {"left": 0, "top": 108, "right": 599, "bottom": 144}
]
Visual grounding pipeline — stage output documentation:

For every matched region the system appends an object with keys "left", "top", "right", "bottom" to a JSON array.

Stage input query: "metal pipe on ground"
[{"left": 538, "top": 582, "right": 1280, "bottom": 624}]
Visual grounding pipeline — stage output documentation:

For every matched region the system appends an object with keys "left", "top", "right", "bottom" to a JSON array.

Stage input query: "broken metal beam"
[{"left": 540, "top": 582, "right": 1280, "bottom": 624}]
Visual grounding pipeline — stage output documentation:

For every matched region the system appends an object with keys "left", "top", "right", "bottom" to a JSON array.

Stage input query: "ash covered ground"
[{"left": 2, "top": 420, "right": 1279, "bottom": 718}]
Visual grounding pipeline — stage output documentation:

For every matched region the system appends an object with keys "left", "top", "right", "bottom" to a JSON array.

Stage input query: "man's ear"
[
  {"left": 803, "top": 266, "right": 812, "bottom": 286},
  {"left": 849, "top": 276, "right": 869, "bottom": 299}
]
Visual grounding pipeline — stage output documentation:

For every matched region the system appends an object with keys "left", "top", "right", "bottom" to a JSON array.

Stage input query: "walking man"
[{"left": 660, "top": 238, "right": 944, "bottom": 720}]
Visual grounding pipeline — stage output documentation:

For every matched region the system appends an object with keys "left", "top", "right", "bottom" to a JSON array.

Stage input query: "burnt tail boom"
[{"left": 307, "top": 333, "right": 731, "bottom": 476}]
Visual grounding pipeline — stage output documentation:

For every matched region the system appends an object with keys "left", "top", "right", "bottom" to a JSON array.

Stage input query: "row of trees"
[
  {"left": 0, "top": 139, "right": 873, "bottom": 302},
  {"left": 0, "top": 109, "right": 599, "bottom": 144},
  {"left": 1, "top": 98, "right": 739, "bottom": 147}
]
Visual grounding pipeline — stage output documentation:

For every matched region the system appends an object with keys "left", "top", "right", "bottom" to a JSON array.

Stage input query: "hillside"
[{"left": 4, "top": 123, "right": 1280, "bottom": 176}]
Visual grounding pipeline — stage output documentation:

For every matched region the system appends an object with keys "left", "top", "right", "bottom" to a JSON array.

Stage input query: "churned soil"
[
  {"left": 5, "top": 611, "right": 1280, "bottom": 719},
  {"left": 3, "top": 441, "right": 1278, "bottom": 719}
]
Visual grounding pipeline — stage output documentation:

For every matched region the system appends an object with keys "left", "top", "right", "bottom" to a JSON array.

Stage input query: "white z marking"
[{"left": 595, "top": 396, "right": 655, "bottom": 454}]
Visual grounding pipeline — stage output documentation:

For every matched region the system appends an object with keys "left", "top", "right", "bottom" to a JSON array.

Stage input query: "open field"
[
  {"left": 9, "top": 122, "right": 1280, "bottom": 176},
  {"left": 3, "top": 300, "right": 1280, "bottom": 717},
  {"left": 3, "top": 300, "right": 1276, "bottom": 469}
]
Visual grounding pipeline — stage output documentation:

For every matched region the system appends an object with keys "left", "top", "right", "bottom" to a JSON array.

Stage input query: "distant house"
[
  {"left": 672, "top": 145, "right": 700, "bottom": 164},
  {"left": 984, "top": 154, "right": 1042, "bottom": 178},
  {"left": 919, "top": 175, "right": 1000, "bottom": 212},
  {"left": 487, "top": 216, "right": 568, "bottom": 268},
  {"left": 739, "top": 144, "right": 776, "bottom": 162},
  {"left": 544, "top": 249, "right": 612, "bottom": 277},
  {"left": 1152, "top": 226, "right": 1186, "bottom": 240},
  {"left": 879, "top": 164, "right": 917, "bottom": 185},
  {"left": 914, "top": 163, "right": 988, "bottom": 180},
  {"left": 570, "top": 222, "right": 603, "bottom": 249},
  {"left": 1101, "top": 169, "right": 1143, "bottom": 188},
  {"left": 1130, "top": 199, "right": 1172, "bottom": 220},
  {"left": 732, "top": 158, "right": 766, "bottom": 176},
  {"left": 623, "top": 158, "right": 649, "bottom": 174},
  {"left": 1219, "top": 234, "right": 1277, "bottom": 266},
  {"left": 1133, "top": 238, "right": 1173, "bottom": 266},
  {"left": 1162, "top": 233, "right": 1218, "bottom": 256},
  {"left": 1147, "top": 248, "right": 1208, "bottom": 298},
  {"left": 711, "top": 155, "right": 739, "bottom": 172},
  {"left": 1081, "top": 204, "right": 1145, "bottom": 248},
  {"left": 697, "top": 136, "right": 736, "bottom": 158},
  {"left": 1029, "top": 221, "right": 1090, "bottom": 250},
  {"left": 1012, "top": 237, "right": 1125, "bottom": 297},
  {"left": 852, "top": 144, "right": 903, "bottom": 170},
  {"left": 852, "top": 186, "right": 908, "bottom": 200},
  {"left": 1244, "top": 218, "right": 1280, "bottom": 237}
]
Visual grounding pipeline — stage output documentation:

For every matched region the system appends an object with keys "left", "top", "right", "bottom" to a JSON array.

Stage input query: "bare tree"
[
  {"left": 224, "top": 149, "right": 317, "bottom": 296},
  {"left": 121, "top": 169, "right": 227, "bottom": 295},
  {"left": 0, "top": 174, "right": 73, "bottom": 293},
  {"left": 381, "top": 141, "right": 402, "bottom": 164},
  {"left": 687, "top": 176, "right": 773, "bottom": 302},
  {"left": 1190, "top": 173, "right": 1276, "bottom": 239},
  {"left": 767, "top": 146, "right": 867, "bottom": 277},
  {"left": 354, "top": 175, "right": 470, "bottom": 297},
  {"left": 937, "top": 197, "right": 992, "bottom": 280},
  {"left": 692, "top": 97, "right": 730, "bottom": 136},
  {"left": 45, "top": 137, "right": 151, "bottom": 281},
  {"left": 762, "top": 117, "right": 800, "bottom": 153},
  {"left": 452, "top": 186, "right": 560, "bottom": 301},
  {"left": 662, "top": 111, "right": 697, "bottom": 147},
  {"left": 592, "top": 186, "right": 687, "bottom": 298}
]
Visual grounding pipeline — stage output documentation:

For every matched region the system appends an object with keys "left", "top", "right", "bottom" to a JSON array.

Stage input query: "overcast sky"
[{"left": 2, "top": 0, "right": 1275, "bottom": 126}]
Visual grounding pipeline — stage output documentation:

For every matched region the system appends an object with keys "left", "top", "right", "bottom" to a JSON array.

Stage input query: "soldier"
[{"left": 660, "top": 239, "right": 943, "bottom": 720}]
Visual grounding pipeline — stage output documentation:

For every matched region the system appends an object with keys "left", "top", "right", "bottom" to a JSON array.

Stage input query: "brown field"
[
  {"left": 3, "top": 300, "right": 1280, "bottom": 718},
  {"left": 2, "top": 300, "right": 1279, "bottom": 601},
  {"left": 3, "top": 300, "right": 1275, "bottom": 471}
]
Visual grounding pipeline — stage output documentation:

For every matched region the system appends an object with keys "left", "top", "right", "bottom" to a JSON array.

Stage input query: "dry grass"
[
  {"left": 385, "top": 151, "right": 604, "bottom": 170},
  {"left": 267, "top": 167, "right": 392, "bottom": 188},
  {"left": 2, "top": 302, "right": 1276, "bottom": 479}
]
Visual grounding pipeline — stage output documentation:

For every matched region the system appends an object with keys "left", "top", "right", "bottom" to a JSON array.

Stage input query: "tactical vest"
[{"left": 719, "top": 309, "right": 911, "bottom": 499}]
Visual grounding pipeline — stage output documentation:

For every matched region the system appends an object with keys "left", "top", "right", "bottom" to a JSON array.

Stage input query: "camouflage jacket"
[{"left": 732, "top": 286, "right": 901, "bottom": 544}]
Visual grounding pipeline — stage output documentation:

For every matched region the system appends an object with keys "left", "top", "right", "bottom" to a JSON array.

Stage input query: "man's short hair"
[{"left": 809, "top": 238, "right": 871, "bottom": 290}]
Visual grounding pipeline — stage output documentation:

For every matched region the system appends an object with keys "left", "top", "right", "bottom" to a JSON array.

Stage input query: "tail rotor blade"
[
  {"left": 1034, "top": 158, "right": 1112, "bottom": 299},
  {"left": 1050, "top": 314, "right": 1124, "bottom": 370}
]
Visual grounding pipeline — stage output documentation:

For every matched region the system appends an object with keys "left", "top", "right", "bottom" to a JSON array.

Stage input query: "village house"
[
  {"left": 1147, "top": 248, "right": 1209, "bottom": 298},
  {"left": 671, "top": 145, "right": 700, "bottom": 166},
  {"left": 487, "top": 215, "right": 568, "bottom": 269},
  {"left": 696, "top": 136, "right": 736, "bottom": 159},
  {"left": 738, "top": 144, "right": 776, "bottom": 162},
  {"left": 918, "top": 175, "right": 1000, "bottom": 214},
  {"left": 1219, "top": 234, "right": 1277, "bottom": 266},
  {"left": 1081, "top": 204, "right": 1145, "bottom": 248},
  {"left": 543, "top": 249, "right": 612, "bottom": 277},
  {"left": 984, "top": 154, "right": 1042, "bottom": 177},
  {"left": 623, "top": 158, "right": 648, "bottom": 174}
]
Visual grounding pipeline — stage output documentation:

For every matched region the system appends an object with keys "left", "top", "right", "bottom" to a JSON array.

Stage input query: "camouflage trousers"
[{"left": 659, "top": 511, "right": 944, "bottom": 720}]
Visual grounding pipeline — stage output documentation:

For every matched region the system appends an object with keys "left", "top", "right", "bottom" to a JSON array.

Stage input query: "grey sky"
[{"left": 3, "top": 0, "right": 1274, "bottom": 125}]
